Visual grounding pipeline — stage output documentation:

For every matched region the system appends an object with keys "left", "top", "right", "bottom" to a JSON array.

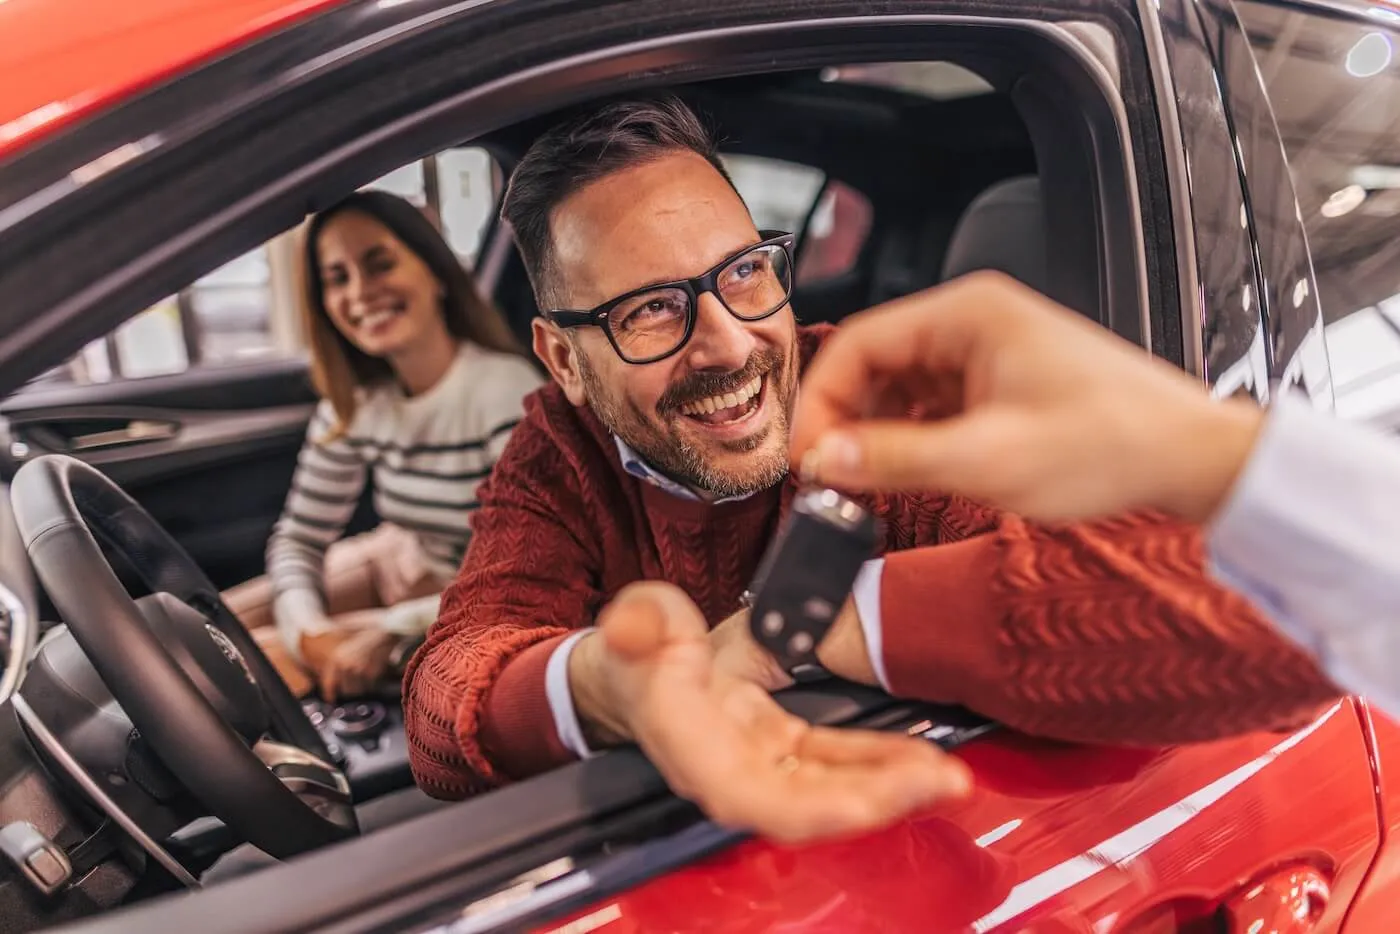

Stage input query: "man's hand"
[
  {"left": 567, "top": 607, "right": 793, "bottom": 748},
  {"left": 708, "top": 609, "right": 790, "bottom": 691},
  {"left": 599, "top": 581, "right": 973, "bottom": 844},
  {"left": 789, "top": 271, "right": 1264, "bottom": 524}
]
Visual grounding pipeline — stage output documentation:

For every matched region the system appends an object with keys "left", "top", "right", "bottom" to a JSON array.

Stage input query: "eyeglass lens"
[{"left": 605, "top": 243, "right": 792, "bottom": 361}]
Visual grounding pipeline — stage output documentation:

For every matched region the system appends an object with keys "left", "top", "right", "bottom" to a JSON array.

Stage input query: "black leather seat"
[{"left": 940, "top": 175, "right": 1048, "bottom": 292}]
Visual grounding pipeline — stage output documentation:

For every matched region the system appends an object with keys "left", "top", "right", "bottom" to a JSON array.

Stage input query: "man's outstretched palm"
[{"left": 600, "top": 582, "right": 973, "bottom": 845}]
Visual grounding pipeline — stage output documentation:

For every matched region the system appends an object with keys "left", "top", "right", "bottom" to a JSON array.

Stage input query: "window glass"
[
  {"left": 721, "top": 154, "right": 826, "bottom": 235},
  {"left": 1236, "top": 3, "right": 1400, "bottom": 426},
  {"left": 796, "top": 180, "right": 874, "bottom": 284},
  {"left": 28, "top": 148, "right": 503, "bottom": 389},
  {"left": 435, "top": 147, "right": 503, "bottom": 263},
  {"left": 719, "top": 154, "right": 873, "bottom": 285},
  {"left": 821, "top": 61, "right": 994, "bottom": 100},
  {"left": 366, "top": 160, "right": 429, "bottom": 207}
]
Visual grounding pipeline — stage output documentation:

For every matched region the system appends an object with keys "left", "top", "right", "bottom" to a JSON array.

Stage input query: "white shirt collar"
[{"left": 612, "top": 435, "right": 756, "bottom": 504}]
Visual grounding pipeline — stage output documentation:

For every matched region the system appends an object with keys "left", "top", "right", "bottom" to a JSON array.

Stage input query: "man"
[{"left": 402, "top": 96, "right": 1337, "bottom": 807}]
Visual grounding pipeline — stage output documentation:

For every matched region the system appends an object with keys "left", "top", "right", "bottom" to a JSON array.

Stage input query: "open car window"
[{"left": 20, "top": 147, "right": 505, "bottom": 393}]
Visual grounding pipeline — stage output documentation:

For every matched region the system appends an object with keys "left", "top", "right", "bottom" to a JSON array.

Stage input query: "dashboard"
[{"left": 300, "top": 697, "right": 416, "bottom": 800}]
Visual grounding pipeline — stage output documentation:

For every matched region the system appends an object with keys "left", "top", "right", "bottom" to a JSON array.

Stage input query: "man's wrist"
[
  {"left": 567, "top": 631, "right": 633, "bottom": 747},
  {"left": 815, "top": 597, "right": 880, "bottom": 686}
]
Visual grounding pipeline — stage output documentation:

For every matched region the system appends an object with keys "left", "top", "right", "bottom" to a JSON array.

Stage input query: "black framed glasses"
[{"left": 544, "top": 230, "right": 796, "bottom": 364}]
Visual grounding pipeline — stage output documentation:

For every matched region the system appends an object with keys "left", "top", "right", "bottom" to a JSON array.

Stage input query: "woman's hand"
[
  {"left": 300, "top": 614, "right": 400, "bottom": 702},
  {"left": 319, "top": 629, "right": 399, "bottom": 701}
]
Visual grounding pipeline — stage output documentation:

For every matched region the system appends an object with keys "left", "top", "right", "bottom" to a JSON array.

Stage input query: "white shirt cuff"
[
  {"left": 1208, "top": 393, "right": 1400, "bottom": 713},
  {"left": 545, "top": 629, "right": 598, "bottom": 760},
  {"left": 850, "top": 558, "right": 891, "bottom": 691}
]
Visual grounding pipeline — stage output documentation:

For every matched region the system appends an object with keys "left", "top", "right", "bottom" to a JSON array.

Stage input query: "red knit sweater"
[{"left": 403, "top": 326, "right": 1340, "bottom": 799}]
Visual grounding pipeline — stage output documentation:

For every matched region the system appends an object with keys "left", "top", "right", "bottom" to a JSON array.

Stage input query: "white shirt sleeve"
[
  {"left": 545, "top": 629, "right": 599, "bottom": 759},
  {"left": 850, "top": 559, "right": 891, "bottom": 691},
  {"left": 546, "top": 559, "right": 893, "bottom": 754},
  {"left": 1207, "top": 392, "right": 1400, "bottom": 717}
]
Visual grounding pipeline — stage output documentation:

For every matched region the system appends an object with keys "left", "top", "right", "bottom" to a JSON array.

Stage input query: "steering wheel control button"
[
  {"left": 0, "top": 821, "right": 72, "bottom": 896},
  {"left": 329, "top": 701, "right": 387, "bottom": 739}
]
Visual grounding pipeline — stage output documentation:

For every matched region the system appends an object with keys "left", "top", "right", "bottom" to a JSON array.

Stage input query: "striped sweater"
[{"left": 267, "top": 340, "right": 544, "bottom": 644}]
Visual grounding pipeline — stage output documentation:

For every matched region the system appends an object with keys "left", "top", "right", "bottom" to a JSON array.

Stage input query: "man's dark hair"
[{"left": 501, "top": 95, "right": 736, "bottom": 309}]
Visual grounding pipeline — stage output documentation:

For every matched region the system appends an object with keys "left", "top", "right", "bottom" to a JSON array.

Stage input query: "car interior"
[{"left": 0, "top": 31, "right": 1156, "bottom": 931}]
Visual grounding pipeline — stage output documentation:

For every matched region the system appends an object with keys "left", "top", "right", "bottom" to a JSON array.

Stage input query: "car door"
[
  {"left": 0, "top": 243, "right": 319, "bottom": 592},
  {"left": 0, "top": 147, "right": 507, "bottom": 592},
  {"left": 0, "top": 1, "right": 1386, "bottom": 931},
  {"left": 1223, "top": 2, "right": 1400, "bottom": 930}
]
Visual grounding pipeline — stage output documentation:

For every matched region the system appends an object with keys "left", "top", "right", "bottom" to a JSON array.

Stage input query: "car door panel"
[
  {"left": 0, "top": 360, "right": 324, "bottom": 590},
  {"left": 538, "top": 702, "right": 1380, "bottom": 934}
]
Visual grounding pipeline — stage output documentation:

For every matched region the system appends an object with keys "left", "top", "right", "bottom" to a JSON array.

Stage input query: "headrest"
[{"left": 940, "top": 176, "right": 1047, "bottom": 291}]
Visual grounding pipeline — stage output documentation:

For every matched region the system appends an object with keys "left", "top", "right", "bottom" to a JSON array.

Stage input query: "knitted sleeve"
[
  {"left": 875, "top": 496, "right": 1342, "bottom": 746},
  {"left": 401, "top": 406, "right": 602, "bottom": 799}
]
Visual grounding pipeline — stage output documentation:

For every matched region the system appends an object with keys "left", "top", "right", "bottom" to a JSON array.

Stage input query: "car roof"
[
  {"left": 5, "top": 0, "right": 1398, "bottom": 165},
  {"left": 0, "top": 0, "right": 350, "bottom": 160}
]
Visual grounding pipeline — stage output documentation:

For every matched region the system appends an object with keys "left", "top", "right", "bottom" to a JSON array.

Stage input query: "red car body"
[{"left": 4, "top": 2, "right": 1400, "bottom": 933}]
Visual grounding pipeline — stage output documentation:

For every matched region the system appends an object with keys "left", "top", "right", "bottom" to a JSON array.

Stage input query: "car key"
[{"left": 742, "top": 487, "right": 881, "bottom": 682}]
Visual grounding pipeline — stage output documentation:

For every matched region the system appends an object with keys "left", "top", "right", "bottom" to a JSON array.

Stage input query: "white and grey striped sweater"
[{"left": 267, "top": 341, "right": 544, "bottom": 638}]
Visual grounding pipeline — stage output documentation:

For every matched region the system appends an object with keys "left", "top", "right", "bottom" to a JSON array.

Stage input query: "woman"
[{"left": 225, "top": 190, "right": 543, "bottom": 701}]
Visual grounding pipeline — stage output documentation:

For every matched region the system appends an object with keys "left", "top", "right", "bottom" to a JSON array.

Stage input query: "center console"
[{"left": 299, "top": 697, "right": 415, "bottom": 801}]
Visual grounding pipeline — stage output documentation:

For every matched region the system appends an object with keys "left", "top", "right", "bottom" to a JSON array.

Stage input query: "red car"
[{"left": 1, "top": 0, "right": 1399, "bottom": 932}]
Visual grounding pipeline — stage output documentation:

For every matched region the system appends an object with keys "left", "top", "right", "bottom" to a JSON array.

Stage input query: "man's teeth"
[{"left": 680, "top": 376, "right": 762, "bottom": 416}]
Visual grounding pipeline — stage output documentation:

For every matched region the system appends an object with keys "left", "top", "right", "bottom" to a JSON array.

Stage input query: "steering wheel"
[
  {"left": 10, "top": 454, "right": 358, "bottom": 859},
  {"left": 0, "top": 483, "right": 38, "bottom": 705}
]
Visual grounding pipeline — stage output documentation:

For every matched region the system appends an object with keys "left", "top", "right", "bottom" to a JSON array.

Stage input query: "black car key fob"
[{"left": 743, "top": 488, "right": 881, "bottom": 682}]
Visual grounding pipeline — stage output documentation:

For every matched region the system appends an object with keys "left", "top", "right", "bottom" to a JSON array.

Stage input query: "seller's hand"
[
  {"left": 790, "top": 271, "right": 1264, "bottom": 523},
  {"left": 600, "top": 581, "right": 973, "bottom": 844}
]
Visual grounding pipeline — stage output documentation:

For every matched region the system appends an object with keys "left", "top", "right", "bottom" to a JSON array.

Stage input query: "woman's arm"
[{"left": 266, "top": 401, "right": 369, "bottom": 657}]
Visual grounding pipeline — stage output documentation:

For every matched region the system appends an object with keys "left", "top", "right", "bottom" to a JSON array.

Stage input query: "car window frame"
[
  {"left": 0, "top": 2, "right": 1180, "bottom": 394},
  {"left": 1, "top": 0, "right": 1189, "bottom": 927}
]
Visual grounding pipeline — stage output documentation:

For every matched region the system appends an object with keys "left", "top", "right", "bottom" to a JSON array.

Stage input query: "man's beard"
[{"left": 578, "top": 343, "right": 797, "bottom": 500}]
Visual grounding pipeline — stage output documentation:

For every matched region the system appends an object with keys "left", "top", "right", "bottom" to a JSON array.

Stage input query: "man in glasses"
[{"left": 403, "top": 96, "right": 1332, "bottom": 809}]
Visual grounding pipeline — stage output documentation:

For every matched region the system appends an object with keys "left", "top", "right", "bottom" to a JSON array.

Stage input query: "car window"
[
  {"left": 1236, "top": 3, "right": 1400, "bottom": 427},
  {"left": 719, "top": 154, "right": 873, "bottom": 285},
  {"left": 30, "top": 147, "right": 504, "bottom": 388}
]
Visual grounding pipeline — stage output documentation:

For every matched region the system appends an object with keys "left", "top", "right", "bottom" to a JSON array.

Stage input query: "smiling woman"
[{"left": 221, "top": 191, "right": 543, "bottom": 702}]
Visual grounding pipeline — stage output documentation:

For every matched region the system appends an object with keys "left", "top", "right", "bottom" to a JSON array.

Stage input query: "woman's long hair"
[{"left": 299, "top": 189, "right": 524, "bottom": 436}]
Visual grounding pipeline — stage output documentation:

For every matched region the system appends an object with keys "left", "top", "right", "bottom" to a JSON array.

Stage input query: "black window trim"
[{"left": 0, "top": 3, "right": 1176, "bottom": 396}]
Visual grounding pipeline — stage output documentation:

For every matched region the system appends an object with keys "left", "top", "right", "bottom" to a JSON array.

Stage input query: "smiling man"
[{"left": 402, "top": 96, "right": 1335, "bottom": 800}]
